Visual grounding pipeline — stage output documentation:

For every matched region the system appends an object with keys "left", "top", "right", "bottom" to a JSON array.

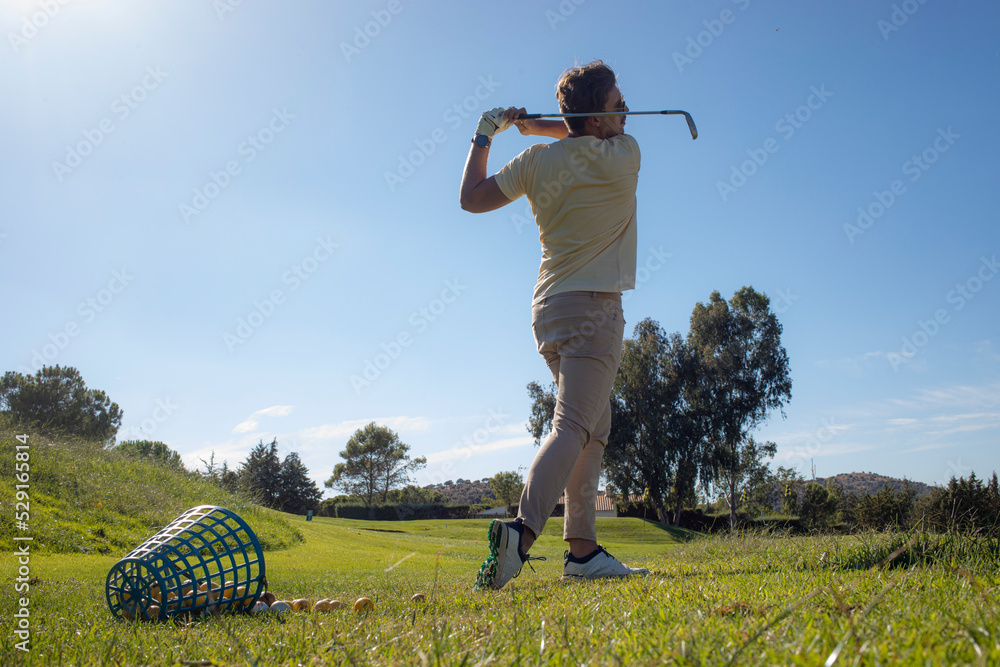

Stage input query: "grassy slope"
[
  {"left": 1, "top": 512, "right": 998, "bottom": 665},
  {"left": 0, "top": 423, "right": 301, "bottom": 554}
]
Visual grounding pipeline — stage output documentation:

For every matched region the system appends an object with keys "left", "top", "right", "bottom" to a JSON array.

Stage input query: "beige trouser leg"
[{"left": 518, "top": 291, "right": 624, "bottom": 543}]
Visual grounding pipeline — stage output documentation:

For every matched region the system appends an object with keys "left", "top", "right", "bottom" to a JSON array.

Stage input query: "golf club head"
[
  {"left": 660, "top": 111, "right": 698, "bottom": 140},
  {"left": 684, "top": 113, "right": 698, "bottom": 140}
]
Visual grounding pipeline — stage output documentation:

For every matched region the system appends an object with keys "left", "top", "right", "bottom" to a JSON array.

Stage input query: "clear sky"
[{"left": 3, "top": 0, "right": 998, "bottom": 496}]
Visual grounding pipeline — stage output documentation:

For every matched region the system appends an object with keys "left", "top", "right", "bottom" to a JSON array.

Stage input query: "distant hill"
[
  {"left": 814, "top": 472, "right": 933, "bottom": 497},
  {"left": 428, "top": 472, "right": 936, "bottom": 508},
  {"left": 426, "top": 479, "right": 497, "bottom": 505}
]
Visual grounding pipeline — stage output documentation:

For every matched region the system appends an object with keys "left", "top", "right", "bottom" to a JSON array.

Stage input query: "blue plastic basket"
[{"left": 105, "top": 505, "right": 266, "bottom": 621}]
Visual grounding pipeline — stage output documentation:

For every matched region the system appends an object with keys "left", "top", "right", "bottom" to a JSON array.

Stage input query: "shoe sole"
[
  {"left": 473, "top": 520, "right": 505, "bottom": 590},
  {"left": 559, "top": 570, "right": 650, "bottom": 582}
]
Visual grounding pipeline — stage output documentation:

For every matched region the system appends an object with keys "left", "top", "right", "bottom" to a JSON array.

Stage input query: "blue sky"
[{"left": 2, "top": 0, "right": 997, "bottom": 496}]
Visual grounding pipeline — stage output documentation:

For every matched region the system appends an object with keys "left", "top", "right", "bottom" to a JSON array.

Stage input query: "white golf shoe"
[
  {"left": 474, "top": 518, "right": 544, "bottom": 590},
  {"left": 561, "top": 545, "right": 649, "bottom": 581}
]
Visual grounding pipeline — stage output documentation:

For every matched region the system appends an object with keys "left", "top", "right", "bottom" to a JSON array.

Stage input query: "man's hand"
[
  {"left": 509, "top": 107, "right": 538, "bottom": 136},
  {"left": 477, "top": 107, "right": 514, "bottom": 138}
]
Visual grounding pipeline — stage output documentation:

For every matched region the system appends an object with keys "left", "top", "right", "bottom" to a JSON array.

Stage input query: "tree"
[
  {"left": 712, "top": 436, "right": 777, "bottom": 521},
  {"left": 277, "top": 452, "right": 323, "bottom": 515},
  {"left": 603, "top": 320, "right": 670, "bottom": 524},
  {"left": 239, "top": 439, "right": 283, "bottom": 508},
  {"left": 768, "top": 466, "right": 806, "bottom": 515},
  {"left": 527, "top": 321, "right": 706, "bottom": 526},
  {"left": 200, "top": 450, "right": 222, "bottom": 481},
  {"left": 915, "top": 472, "right": 1000, "bottom": 534},
  {"left": 824, "top": 477, "right": 848, "bottom": 525},
  {"left": 113, "top": 440, "right": 185, "bottom": 472},
  {"left": 526, "top": 381, "right": 557, "bottom": 446},
  {"left": 219, "top": 461, "right": 240, "bottom": 493},
  {"left": 603, "top": 321, "right": 705, "bottom": 525},
  {"left": 385, "top": 485, "right": 449, "bottom": 504},
  {"left": 854, "top": 482, "right": 917, "bottom": 530},
  {"left": 199, "top": 451, "right": 241, "bottom": 493},
  {"left": 325, "top": 422, "right": 427, "bottom": 506},
  {"left": 659, "top": 331, "right": 707, "bottom": 525},
  {"left": 735, "top": 446, "right": 781, "bottom": 518},
  {"left": 490, "top": 471, "right": 524, "bottom": 515},
  {"left": 799, "top": 481, "right": 839, "bottom": 530},
  {"left": 1, "top": 365, "right": 122, "bottom": 444},
  {"left": 689, "top": 288, "right": 792, "bottom": 527}
]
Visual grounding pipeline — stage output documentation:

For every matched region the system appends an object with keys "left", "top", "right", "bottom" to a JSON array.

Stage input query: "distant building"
[
  {"left": 553, "top": 490, "right": 621, "bottom": 518},
  {"left": 476, "top": 506, "right": 510, "bottom": 517}
]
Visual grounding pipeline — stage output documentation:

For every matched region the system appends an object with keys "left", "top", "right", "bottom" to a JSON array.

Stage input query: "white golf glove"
[{"left": 477, "top": 107, "right": 513, "bottom": 138}]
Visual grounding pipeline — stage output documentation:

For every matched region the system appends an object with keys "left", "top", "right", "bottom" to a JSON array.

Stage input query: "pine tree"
[
  {"left": 239, "top": 438, "right": 283, "bottom": 508},
  {"left": 278, "top": 452, "right": 323, "bottom": 515}
]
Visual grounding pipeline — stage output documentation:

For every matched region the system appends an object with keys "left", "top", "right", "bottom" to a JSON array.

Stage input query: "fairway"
[{"left": 2, "top": 515, "right": 997, "bottom": 665}]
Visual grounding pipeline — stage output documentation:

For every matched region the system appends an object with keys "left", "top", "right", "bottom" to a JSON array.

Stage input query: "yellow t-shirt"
[{"left": 494, "top": 133, "right": 640, "bottom": 303}]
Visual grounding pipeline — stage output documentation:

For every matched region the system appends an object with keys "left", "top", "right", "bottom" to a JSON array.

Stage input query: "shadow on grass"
[{"left": 635, "top": 519, "right": 702, "bottom": 542}]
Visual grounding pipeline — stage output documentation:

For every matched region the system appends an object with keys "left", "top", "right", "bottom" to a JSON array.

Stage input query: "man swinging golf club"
[{"left": 460, "top": 60, "right": 650, "bottom": 589}]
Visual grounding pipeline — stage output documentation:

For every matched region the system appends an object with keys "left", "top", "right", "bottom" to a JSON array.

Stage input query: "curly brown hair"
[{"left": 555, "top": 60, "right": 619, "bottom": 135}]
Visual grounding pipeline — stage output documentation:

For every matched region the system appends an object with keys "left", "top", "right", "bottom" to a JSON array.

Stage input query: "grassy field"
[{"left": 1, "top": 513, "right": 998, "bottom": 666}]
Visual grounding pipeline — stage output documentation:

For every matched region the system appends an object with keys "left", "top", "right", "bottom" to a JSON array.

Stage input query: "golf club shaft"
[{"left": 517, "top": 109, "right": 698, "bottom": 140}]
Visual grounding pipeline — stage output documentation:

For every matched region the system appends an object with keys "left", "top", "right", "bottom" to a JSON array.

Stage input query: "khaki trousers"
[{"left": 518, "top": 291, "right": 625, "bottom": 542}]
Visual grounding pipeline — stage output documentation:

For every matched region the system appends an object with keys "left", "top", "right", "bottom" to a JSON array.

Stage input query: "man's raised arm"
[{"left": 460, "top": 107, "right": 568, "bottom": 213}]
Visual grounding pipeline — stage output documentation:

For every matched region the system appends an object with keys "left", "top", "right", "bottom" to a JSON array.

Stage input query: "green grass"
[
  {"left": 2, "top": 514, "right": 998, "bottom": 665},
  {"left": 2, "top": 421, "right": 997, "bottom": 664},
  {"left": 0, "top": 423, "right": 301, "bottom": 554}
]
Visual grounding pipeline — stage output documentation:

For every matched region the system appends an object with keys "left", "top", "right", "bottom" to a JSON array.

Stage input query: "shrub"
[
  {"left": 914, "top": 473, "right": 999, "bottom": 535},
  {"left": 799, "top": 481, "right": 839, "bottom": 530},
  {"left": 335, "top": 503, "right": 374, "bottom": 520},
  {"left": 853, "top": 482, "right": 917, "bottom": 530}
]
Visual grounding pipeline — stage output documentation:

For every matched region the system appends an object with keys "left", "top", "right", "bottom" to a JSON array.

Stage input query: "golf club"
[{"left": 517, "top": 109, "right": 698, "bottom": 140}]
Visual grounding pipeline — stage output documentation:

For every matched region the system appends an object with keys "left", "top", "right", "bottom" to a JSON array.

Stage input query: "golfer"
[{"left": 460, "top": 60, "right": 649, "bottom": 589}]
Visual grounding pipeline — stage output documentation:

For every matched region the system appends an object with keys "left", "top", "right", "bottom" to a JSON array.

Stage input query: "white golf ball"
[
  {"left": 269, "top": 601, "right": 291, "bottom": 613},
  {"left": 251, "top": 601, "right": 269, "bottom": 614}
]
